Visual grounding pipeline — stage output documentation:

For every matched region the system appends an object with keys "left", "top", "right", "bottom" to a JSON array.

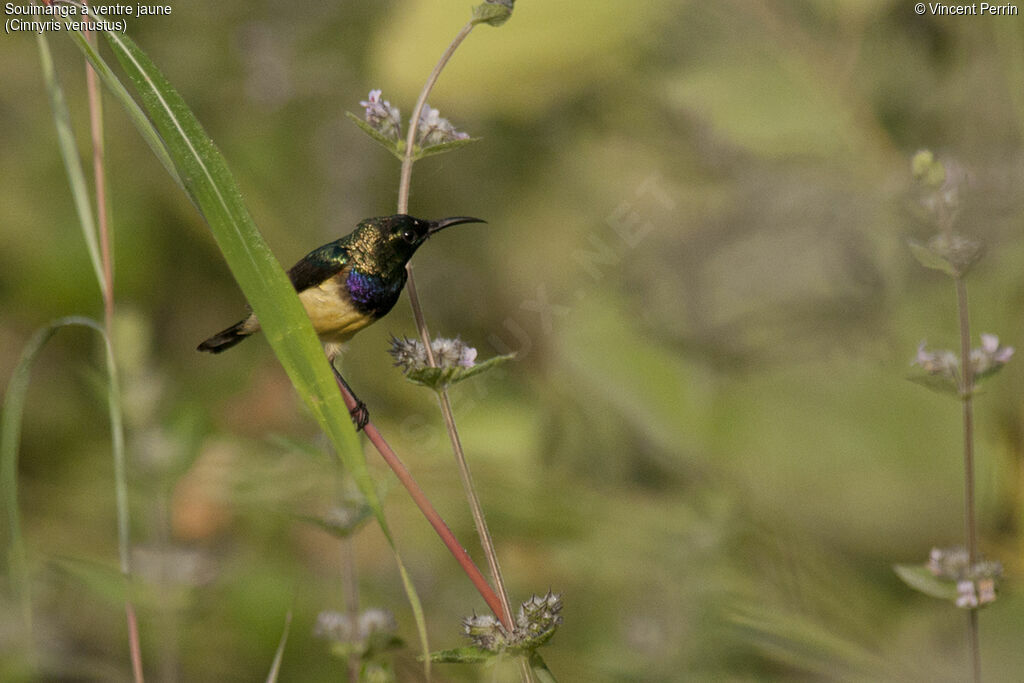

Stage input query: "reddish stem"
[
  {"left": 125, "top": 601, "right": 144, "bottom": 683},
  {"left": 334, "top": 380, "right": 512, "bottom": 630}
]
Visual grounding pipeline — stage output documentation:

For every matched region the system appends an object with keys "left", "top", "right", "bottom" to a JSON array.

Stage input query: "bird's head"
[{"left": 351, "top": 214, "right": 485, "bottom": 275}]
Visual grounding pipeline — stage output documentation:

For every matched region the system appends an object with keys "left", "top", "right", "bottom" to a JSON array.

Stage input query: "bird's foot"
[{"left": 349, "top": 399, "right": 370, "bottom": 431}]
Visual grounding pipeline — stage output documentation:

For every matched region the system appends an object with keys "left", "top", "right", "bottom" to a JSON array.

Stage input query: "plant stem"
[
  {"left": 955, "top": 275, "right": 980, "bottom": 682},
  {"left": 956, "top": 277, "right": 977, "bottom": 562},
  {"left": 435, "top": 387, "right": 514, "bottom": 626},
  {"left": 968, "top": 609, "right": 981, "bottom": 683},
  {"left": 341, "top": 535, "right": 360, "bottom": 683},
  {"left": 334, "top": 379, "right": 512, "bottom": 630},
  {"left": 394, "top": 19, "right": 517, "bottom": 630},
  {"left": 85, "top": 31, "right": 114, "bottom": 333},
  {"left": 84, "top": 17, "right": 143, "bottom": 680},
  {"left": 397, "top": 20, "right": 475, "bottom": 215}
]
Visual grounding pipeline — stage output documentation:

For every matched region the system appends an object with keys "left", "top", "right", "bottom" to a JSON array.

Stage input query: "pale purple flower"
[
  {"left": 417, "top": 104, "right": 470, "bottom": 147},
  {"left": 995, "top": 346, "right": 1015, "bottom": 363},
  {"left": 956, "top": 579, "right": 979, "bottom": 609},
  {"left": 972, "top": 333, "right": 1014, "bottom": 377},
  {"left": 914, "top": 341, "right": 958, "bottom": 377},
  {"left": 981, "top": 333, "right": 999, "bottom": 354},
  {"left": 359, "top": 89, "right": 401, "bottom": 140}
]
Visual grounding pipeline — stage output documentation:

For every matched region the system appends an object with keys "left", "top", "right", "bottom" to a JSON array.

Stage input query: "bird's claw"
[{"left": 349, "top": 400, "right": 370, "bottom": 431}]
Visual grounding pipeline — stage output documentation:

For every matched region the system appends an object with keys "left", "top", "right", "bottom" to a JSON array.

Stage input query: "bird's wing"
[{"left": 287, "top": 240, "right": 350, "bottom": 293}]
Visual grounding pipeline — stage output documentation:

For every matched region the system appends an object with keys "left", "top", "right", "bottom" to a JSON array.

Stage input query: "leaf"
[
  {"left": 345, "top": 111, "right": 405, "bottom": 160},
  {"left": 37, "top": 32, "right": 105, "bottom": 295},
  {"left": 2, "top": 323, "right": 65, "bottom": 639},
  {"left": 51, "top": 556, "right": 126, "bottom": 604},
  {"left": 730, "top": 603, "right": 891, "bottom": 680},
  {"left": 428, "top": 646, "right": 495, "bottom": 663},
  {"left": 404, "top": 354, "right": 515, "bottom": 391},
  {"left": 906, "top": 373, "right": 960, "bottom": 397},
  {"left": 65, "top": 22, "right": 430, "bottom": 665},
  {"left": 413, "top": 136, "right": 481, "bottom": 161},
  {"left": 907, "top": 240, "right": 958, "bottom": 277},
  {"left": 907, "top": 235, "right": 983, "bottom": 278},
  {"left": 893, "top": 564, "right": 958, "bottom": 601},
  {"left": 295, "top": 506, "right": 373, "bottom": 539},
  {"left": 529, "top": 652, "right": 560, "bottom": 683}
]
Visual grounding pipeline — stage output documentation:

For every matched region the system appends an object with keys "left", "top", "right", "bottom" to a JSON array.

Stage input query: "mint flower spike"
[
  {"left": 459, "top": 592, "right": 562, "bottom": 655},
  {"left": 314, "top": 607, "right": 398, "bottom": 644},
  {"left": 925, "top": 546, "right": 1003, "bottom": 609},
  {"left": 911, "top": 333, "right": 1013, "bottom": 393},
  {"left": 348, "top": 91, "right": 477, "bottom": 161},
  {"left": 389, "top": 335, "right": 477, "bottom": 372},
  {"left": 388, "top": 335, "right": 510, "bottom": 392}
]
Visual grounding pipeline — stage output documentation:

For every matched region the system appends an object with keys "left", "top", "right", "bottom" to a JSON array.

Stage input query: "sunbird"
[{"left": 198, "top": 213, "right": 485, "bottom": 426}]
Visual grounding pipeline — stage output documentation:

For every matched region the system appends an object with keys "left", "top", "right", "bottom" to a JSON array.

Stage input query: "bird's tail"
[{"left": 197, "top": 318, "right": 254, "bottom": 353}]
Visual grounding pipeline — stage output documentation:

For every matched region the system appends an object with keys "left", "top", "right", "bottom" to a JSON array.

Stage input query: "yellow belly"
[{"left": 298, "top": 283, "right": 375, "bottom": 344}]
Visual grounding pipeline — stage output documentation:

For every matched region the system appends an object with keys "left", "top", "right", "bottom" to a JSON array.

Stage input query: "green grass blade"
[
  {"left": 396, "top": 552, "right": 431, "bottom": 680},
  {"left": 1, "top": 317, "right": 117, "bottom": 654},
  {"left": 36, "top": 33, "right": 105, "bottom": 295},
  {"left": 265, "top": 609, "right": 292, "bottom": 683},
  {"left": 1, "top": 327, "right": 55, "bottom": 650}
]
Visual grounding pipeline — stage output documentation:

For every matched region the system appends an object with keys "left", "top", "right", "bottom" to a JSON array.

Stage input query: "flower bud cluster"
[
  {"left": 357, "top": 90, "right": 470, "bottom": 150},
  {"left": 926, "top": 547, "right": 1002, "bottom": 608},
  {"left": 462, "top": 613, "right": 504, "bottom": 651},
  {"left": 913, "top": 333, "right": 1013, "bottom": 385},
  {"left": 911, "top": 150, "right": 966, "bottom": 231},
  {"left": 462, "top": 592, "right": 563, "bottom": 653},
  {"left": 314, "top": 608, "right": 397, "bottom": 644},
  {"left": 514, "top": 591, "right": 563, "bottom": 646},
  {"left": 389, "top": 335, "right": 477, "bottom": 373}
]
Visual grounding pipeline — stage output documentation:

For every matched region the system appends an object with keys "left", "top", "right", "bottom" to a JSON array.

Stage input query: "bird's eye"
[{"left": 401, "top": 228, "right": 416, "bottom": 243}]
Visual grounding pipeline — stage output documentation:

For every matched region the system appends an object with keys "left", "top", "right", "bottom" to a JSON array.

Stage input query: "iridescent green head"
[{"left": 348, "top": 214, "right": 485, "bottom": 276}]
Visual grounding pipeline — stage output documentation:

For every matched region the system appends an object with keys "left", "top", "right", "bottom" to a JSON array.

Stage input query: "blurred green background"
[{"left": 3, "top": 1, "right": 1024, "bottom": 680}]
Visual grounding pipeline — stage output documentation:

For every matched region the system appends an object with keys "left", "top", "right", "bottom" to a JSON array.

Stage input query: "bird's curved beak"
[{"left": 428, "top": 216, "right": 486, "bottom": 235}]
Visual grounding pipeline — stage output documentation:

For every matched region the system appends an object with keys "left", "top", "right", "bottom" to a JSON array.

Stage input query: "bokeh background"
[{"left": 3, "top": 1, "right": 1024, "bottom": 680}]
